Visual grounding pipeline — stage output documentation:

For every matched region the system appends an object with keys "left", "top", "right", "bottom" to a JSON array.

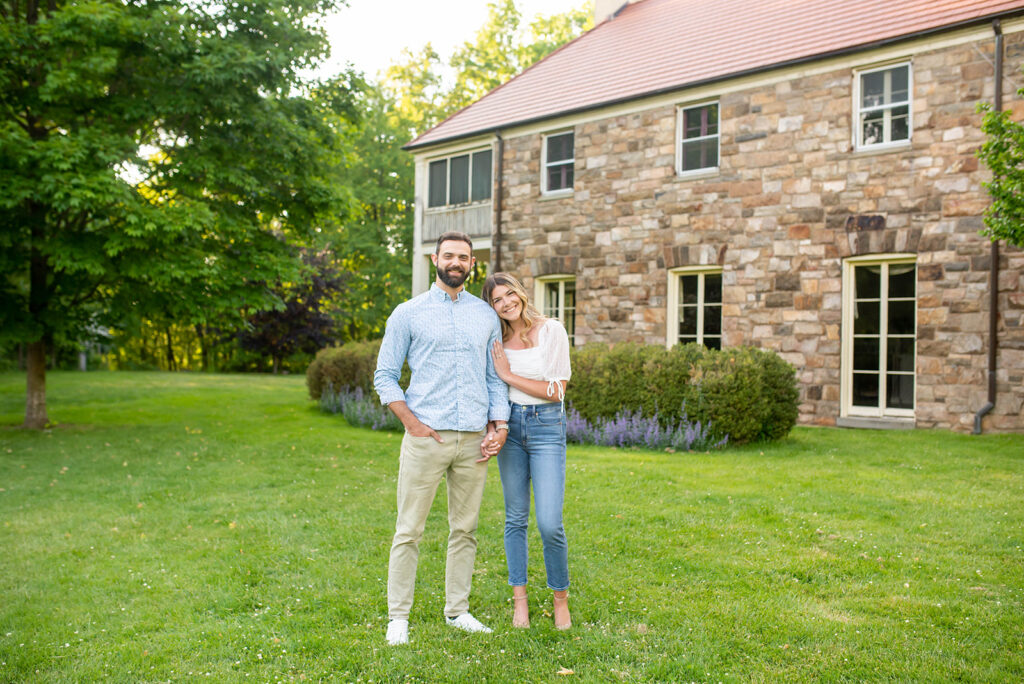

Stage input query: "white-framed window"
[
  {"left": 841, "top": 255, "right": 917, "bottom": 417},
  {"left": 676, "top": 101, "right": 719, "bottom": 176},
  {"left": 854, "top": 62, "right": 911, "bottom": 150},
  {"left": 535, "top": 275, "right": 576, "bottom": 345},
  {"left": 427, "top": 148, "right": 493, "bottom": 208},
  {"left": 666, "top": 267, "right": 722, "bottom": 350},
  {"left": 542, "top": 131, "right": 574, "bottom": 195}
]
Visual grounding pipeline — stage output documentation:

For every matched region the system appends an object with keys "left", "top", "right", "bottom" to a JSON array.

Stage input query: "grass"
[{"left": 0, "top": 371, "right": 1022, "bottom": 683}]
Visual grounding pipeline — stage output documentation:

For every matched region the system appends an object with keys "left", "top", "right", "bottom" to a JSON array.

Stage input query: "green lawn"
[{"left": 1, "top": 372, "right": 1022, "bottom": 683}]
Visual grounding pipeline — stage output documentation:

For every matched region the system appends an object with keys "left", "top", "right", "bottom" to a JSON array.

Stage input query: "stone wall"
[{"left": 496, "top": 31, "right": 1024, "bottom": 432}]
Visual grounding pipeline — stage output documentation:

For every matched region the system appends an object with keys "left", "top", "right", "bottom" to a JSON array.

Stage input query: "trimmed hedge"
[
  {"left": 307, "top": 339, "right": 798, "bottom": 446},
  {"left": 306, "top": 340, "right": 410, "bottom": 401},
  {"left": 568, "top": 343, "right": 798, "bottom": 445}
]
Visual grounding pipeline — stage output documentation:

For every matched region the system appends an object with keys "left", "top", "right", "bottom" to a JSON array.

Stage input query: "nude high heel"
[
  {"left": 553, "top": 591, "right": 571, "bottom": 630},
  {"left": 512, "top": 594, "right": 530, "bottom": 628}
]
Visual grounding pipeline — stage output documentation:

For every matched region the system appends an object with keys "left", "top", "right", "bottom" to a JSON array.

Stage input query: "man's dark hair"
[{"left": 435, "top": 231, "right": 473, "bottom": 254}]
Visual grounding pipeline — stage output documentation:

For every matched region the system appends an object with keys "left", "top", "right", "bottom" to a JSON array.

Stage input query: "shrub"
[
  {"left": 307, "top": 340, "right": 388, "bottom": 400},
  {"left": 567, "top": 343, "right": 798, "bottom": 445}
]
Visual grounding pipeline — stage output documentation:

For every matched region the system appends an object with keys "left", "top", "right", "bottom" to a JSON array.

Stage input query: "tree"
[
  {"left": 237, "top": 249, "right": 344, "bottom": 373},
  {"left": 329, "top": 82, "right": 414, "bottom": 341},
  {"left": 978, "top": 101, "right": 1024, "bottom": 247},
  {"left": 446, "top": 0, "right": 592, "bottom": 113},
  {"left": 382, "top": 1, "right": 592, "bottom": 135},
  {"left": 0, "top": 0, "right": 355, "bottom": 427}
]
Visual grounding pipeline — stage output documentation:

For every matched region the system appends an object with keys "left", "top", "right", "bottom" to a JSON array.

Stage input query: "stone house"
[{"left": 404, "top": 0, "right": 1024, "bottom": 433}]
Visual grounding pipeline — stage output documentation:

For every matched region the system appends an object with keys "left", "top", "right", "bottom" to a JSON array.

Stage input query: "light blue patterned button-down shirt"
[{"left": 374, "top": 284, "right": 510, "bottom": 432}]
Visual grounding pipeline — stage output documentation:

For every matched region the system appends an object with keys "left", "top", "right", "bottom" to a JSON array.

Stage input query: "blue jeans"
[{"left": 497, "top": 402, "right": 570, "bottom": 591}]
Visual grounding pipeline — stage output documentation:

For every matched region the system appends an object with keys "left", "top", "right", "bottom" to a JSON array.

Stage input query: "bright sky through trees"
[{"left": 321, "top": 0, "right": 587, "bottom": 78}]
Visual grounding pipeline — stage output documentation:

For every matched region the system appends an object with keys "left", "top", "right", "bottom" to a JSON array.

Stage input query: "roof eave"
[{"left": 403, "top": 8, "right": 1023, "bottom": 153}]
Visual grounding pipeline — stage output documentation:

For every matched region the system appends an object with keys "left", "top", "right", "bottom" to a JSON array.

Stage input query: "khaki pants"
[{"left": 388, "top": 429, "right": 488, "bottom": 620}]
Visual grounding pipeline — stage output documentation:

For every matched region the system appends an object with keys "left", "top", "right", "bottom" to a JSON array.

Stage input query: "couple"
[{"left": 373, "top": 231, "right": 572, "bottom": 646}]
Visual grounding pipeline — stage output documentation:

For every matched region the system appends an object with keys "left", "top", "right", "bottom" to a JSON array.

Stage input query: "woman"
[{"left": 481, "top": 272, "right": 572, "bottom": 630}]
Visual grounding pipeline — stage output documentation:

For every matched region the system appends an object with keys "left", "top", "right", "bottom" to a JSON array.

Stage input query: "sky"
[{"left": 318, "top": 0, "right": 588, "bottom": 80}]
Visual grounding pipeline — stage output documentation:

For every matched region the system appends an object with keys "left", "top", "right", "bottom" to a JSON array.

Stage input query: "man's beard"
[{"left": 437, "top": 264, "right": 470, "bottom": 288}]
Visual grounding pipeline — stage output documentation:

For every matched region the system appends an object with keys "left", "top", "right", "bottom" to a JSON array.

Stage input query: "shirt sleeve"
[
  {"left": 540, "top": 319, "right": 572, "bottom": 400},
  {"left": 373, "top": 306, "right": 410, "bottom": 406},
  {"left": 485, "top": 314, "right": 511, "bottom": 422}
]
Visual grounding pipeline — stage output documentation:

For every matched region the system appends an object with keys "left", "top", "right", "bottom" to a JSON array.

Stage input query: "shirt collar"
[{"left": 430, "top": 282, "right": 467, "bottom": 303}]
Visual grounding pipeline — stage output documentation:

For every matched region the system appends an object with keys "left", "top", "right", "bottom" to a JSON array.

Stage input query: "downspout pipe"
[
  {"left": 974, "top": 19, "right": 1003, "bottom": 434},
  {"left": 494, "top": 132, "right": 505, "bottom": 272}
]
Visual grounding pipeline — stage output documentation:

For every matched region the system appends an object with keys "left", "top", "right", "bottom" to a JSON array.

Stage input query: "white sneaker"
[
  {"left": 445, "top": 613, "right": 492, "bottom": 634},
  {"left": 385, "top": 619, "right": 409, "bottom": 645}
]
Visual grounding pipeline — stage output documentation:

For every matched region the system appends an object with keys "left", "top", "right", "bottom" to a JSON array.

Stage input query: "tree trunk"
[
  {"left": 24, "top": 339, "right": 49, "bottom": 429},
  {"left": 26, "top": 200, "right": 51, "bottom": 428},
  {"left": 272, "top": 356, "right": 280, "bottom": 375},
  {"left": 196, "top": 324, "right": 208, "bottom": 372},
  {"left": 165, "top": 327, "right": 176, "bottom": 371}
]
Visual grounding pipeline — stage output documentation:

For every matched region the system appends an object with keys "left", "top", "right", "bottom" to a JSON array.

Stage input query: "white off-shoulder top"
[{"left": 504, "top": 318, "right": 572, "bottom": 405}]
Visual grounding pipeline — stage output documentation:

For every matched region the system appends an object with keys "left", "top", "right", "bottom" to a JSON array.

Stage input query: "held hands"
[
  {"left": 491, "top": 340, "right": 511, "bottom": 381},
  {"left": 477, "top": 425, "right": 507, "bottom": 462}
]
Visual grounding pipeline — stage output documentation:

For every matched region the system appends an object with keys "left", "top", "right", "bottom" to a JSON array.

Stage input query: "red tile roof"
[{"left": 407, "top": 0, "right": 1024, "bottom": 150}]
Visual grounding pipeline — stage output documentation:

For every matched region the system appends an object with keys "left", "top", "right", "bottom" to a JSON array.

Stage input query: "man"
[{"left": 374, "top": 231, "right": 510, "bottom": 646}]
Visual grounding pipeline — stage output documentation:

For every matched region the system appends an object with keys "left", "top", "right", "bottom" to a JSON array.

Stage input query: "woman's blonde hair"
[{"left": 481, "top": 272, "right": 543, "bottom": 347}]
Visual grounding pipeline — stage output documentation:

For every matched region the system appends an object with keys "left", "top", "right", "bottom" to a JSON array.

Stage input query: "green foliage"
[
  {"left": 0, "top": 0, "right": 356, "bottom": 423},
  {"left": 328, "top": 83, "right": 414, "bottom": 341},
  {"left": 381, "top": 1, "right": 592, "bottom": 138},
  {"left": 568, "top": 343, "right": 799, "bottom": 445},
  {"left": 305, "top": 340, "right": 382, "bottom": 400},
  {"left": 977, "top": 101, "right": 1024, "bottom": 247}
]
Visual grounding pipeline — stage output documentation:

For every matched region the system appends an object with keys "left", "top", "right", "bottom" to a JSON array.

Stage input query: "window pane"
[
  {"left": 891, "top": 106, "right": 909, "bottom": 141},
  {"left": 562, "top": 164, "right": 574, "bottom": 190},
  {"left": 862, "top": 71, "right": 885, "bottom": 108},
  {"left": 852, "top": 372, "right": 879, "bottom": 407},
  {"left": 704, "top": 336, "right": 722, "bottom": 351},
  {"left": 547, "top": 162, "right": 573, "bottom": 192},
  {"left": 862, "top": 110, "right": 884, "bottom": 145},
  {"left": 890, "top": 66, "right": 909, "bottom": 103},
  {"left": 702, "top": 138, "right": 719, "bottom": 168},
  {"left": 705, "top": 274, "right": 722, "bottom": 303},
  {"left": 682, "top": 138, "right": 718, "bottom": 171},
  {"left": 471, "top": 150, "right": 492, "bottom": 202},
  {"left": 684, "top": 108, "right": 702, "bottom": 138},
  {"left": 853, "top": 337, "right": 879, "bottom": 371},
  {"left": 887, "top": 337, "right": 915, "bottom": 372},
  {"left": 547, "top": 133, "right": 573, "bottom": 163},
  {"left": 544, "top": 282, "right": 560, "bottom": 315},
  {"left": 683, "top": 105, "right": 718, "bottom": 138},
  {"left": 705, "top": 104, "right": 719, "bottom": 135},
  {"left": 888, "top": 301, "right": 915, "bottom": 335},
  {"left": 564, "top": 281, "right": 575, "bottom": 310},
  {"left": 679, "top": 306, "right": 697, "bottom": 336},
  {"left": 705, "top": 305, "right": 721, "bottom": 335},
  {"left": 428, "top": 160, "right": 447, "bottom": 208},
  {"left": 854, "top": 301, "right": 879, "bottom": 335},
  {"left": 680, "top": 275, "right": 698, "bottom": 304},
  {"left": 682, "top": 141, "right": 703, "bottom": 170},
  {"left": 888, "top": 265, "right": 915, "bottom": 297},
  {"left": 855, "top": 265, "right": 881, "bottom": 299},
  {"left": 886, "top": 373, "right": 914, "bottom": 409},
  {"left": 449, "top": 155, "right": 469, "bottom": 204}
]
